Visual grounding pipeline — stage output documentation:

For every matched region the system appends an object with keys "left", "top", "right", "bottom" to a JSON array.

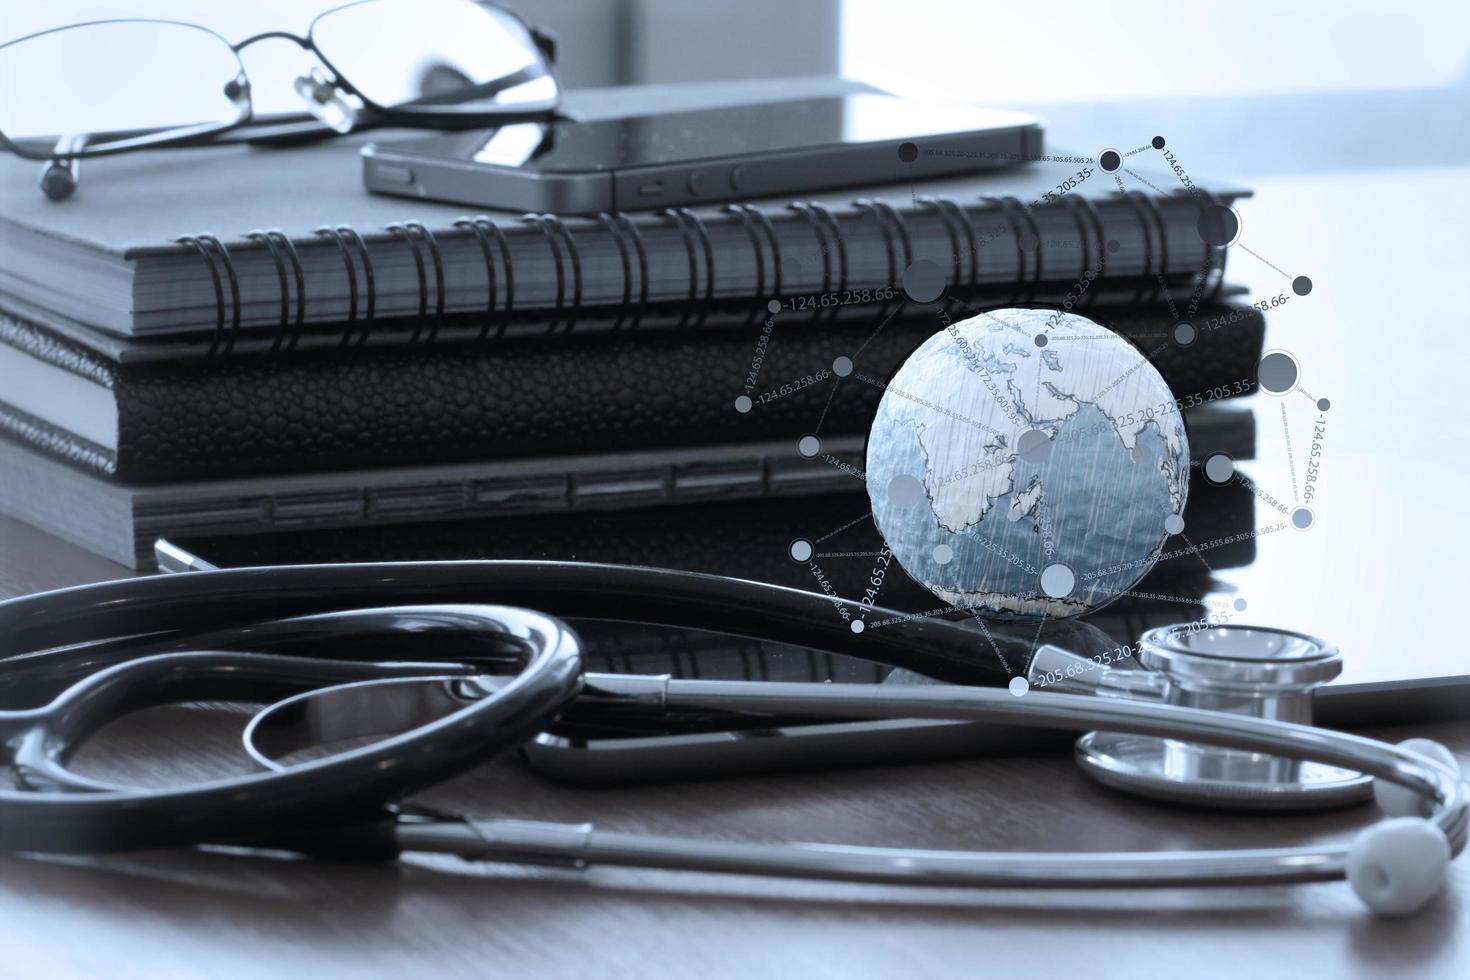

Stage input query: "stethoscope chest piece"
[{"left": 1065, "top": 625, "right": 1374, "bottom": 810}]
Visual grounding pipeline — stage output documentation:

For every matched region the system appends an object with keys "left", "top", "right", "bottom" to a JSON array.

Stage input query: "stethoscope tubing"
[
  {"left": 395, "top": 680, "right": 1467, "bottom": 887},
  {"left": 0, "top": 560, "right": 1012, "bottom": 686},
  {"left": 0, "top": 559, "right": 1464, "bottom": 903},
  {"left": 0, "top": 560, "right": 1009, "bottom": 854}
]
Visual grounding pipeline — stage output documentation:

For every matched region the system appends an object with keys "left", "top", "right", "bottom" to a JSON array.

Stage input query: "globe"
[{"left": 865, "top": 307, "right": 1189, "bottom": 620}]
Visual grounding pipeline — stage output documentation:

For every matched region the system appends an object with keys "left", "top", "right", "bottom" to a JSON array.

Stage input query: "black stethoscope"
[{"left": 0, "top": 560, "right": 1463, "bottom": 917}]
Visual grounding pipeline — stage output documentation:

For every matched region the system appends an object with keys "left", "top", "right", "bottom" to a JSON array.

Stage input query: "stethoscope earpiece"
[{"left": 1348, "top": 816, "right": 1453, "bottom": 916}]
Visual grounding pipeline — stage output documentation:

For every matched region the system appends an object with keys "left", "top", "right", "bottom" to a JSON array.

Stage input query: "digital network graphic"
[
  {"left": 732, "top": 136, "right": 1328, "bottom": 691},
  {"left": 866, "top": 306, "right": 1189, "bottom": 621}
]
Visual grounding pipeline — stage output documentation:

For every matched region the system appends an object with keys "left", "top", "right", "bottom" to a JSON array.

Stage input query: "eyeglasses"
[{"left": 0, "top": 0, "right": 560, "bottom": 200}]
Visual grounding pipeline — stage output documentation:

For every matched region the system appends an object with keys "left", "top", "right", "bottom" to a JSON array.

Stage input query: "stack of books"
[{"left": 0, "top": 101, "right": 1263, "bottom": 616}]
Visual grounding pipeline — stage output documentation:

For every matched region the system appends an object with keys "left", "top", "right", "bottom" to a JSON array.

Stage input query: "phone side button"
[
  {"left": 373, "top": 164, "right": 416, "bottom": 186},
  {"left": 687, "top": 169, "right": 707, "bottom": 196},
  {"left": 729, "top": 165, "right": 747, "bottom": 192}
]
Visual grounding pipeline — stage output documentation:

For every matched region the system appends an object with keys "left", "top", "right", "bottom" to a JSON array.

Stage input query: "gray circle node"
[
  {"left": 898, "top": 141, "right": 919, "bottom": 163},
  {"left": 798, "top": 434, "right": 822, "bottom": 458},
  {"left": 766, "top": 298, "right": 782, "bottom": 314},
  {"left": 734, "top": 395, "right": 752, "bottom": 414},
  {"left": 932, "top": 543, "right": 954, "bottom": 565},
  {"left": 1291, "top": 506, "right": 1315, "bottom": 530},
  {"left": 1106, "top": 239, "right": 1122, "bottom": 254},
  {"left": 1292, "top": 275, "right": 1313, "bottom": 296},
  {"left": 1017, "top": 428, "right": 1052, "bottom": 464},
  {"left": 887, "top": 473, "right": 925, "bottom": 509},
  {"left": 1203, "top": 452, "right": 1236, "bottom": 485},
  {"left": 788, "top": 538, "right": 814, "bottom": 562},
  {"left": 850, "top": 619, "right": 866, "bottom": 634},
  {"left": 1008, "top": 676, "right": 1030, "bottom": 697},
  {"left": 832, "top": 355, "right": 854, "bottom": 377},
  {"left": 1040, "top": 562, "right": 1076, "bottom": 599},
  {"left": 1164, "top": 514, "right": 1185, "bottom": 535},
  {"left": 1034, "top": 333, "right": 1048, "bottom": 348},
  {"left": 1317, "top": 398, "right": 1331, "bottom": 412},
  {"left": 1173, "top": 322, "right": 1196, "bottom": 346},
  {"left": 1233, "top": 597, "right": 1248, "bottom": 611},
  {"left": 1098, "top": 149, "right": 1122, "bottom": 172},
  {"left": 1196, "top": 205, "right": 1241, "bottom": 246},
  {"left": 1018, "top": 230, "right": 1040, "bottom": 252},
  {"left": 901, "top": 258, "right": 947, "bottom": 303},
  {"left": 1258, "top": 351, "right": 1300, "bottom": 395}
]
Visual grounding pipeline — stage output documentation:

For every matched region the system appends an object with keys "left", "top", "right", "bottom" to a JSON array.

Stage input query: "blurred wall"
[{"left": 0, "top": 0, "right": 841, "bottom": 101}]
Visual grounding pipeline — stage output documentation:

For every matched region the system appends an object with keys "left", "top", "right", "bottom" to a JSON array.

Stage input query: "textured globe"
[{"left": 865, "top": 307, "right": 1189, "bottom": 620}]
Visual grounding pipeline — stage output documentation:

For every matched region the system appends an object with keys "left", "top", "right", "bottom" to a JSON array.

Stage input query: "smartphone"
[{"left": 362, "top": 94, "right": 1043, "bottom": 214}]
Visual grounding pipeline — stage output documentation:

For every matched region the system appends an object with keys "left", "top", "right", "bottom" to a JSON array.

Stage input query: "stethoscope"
[{"left": 0, "top": 557, "right": 1463, "bottom": 917}]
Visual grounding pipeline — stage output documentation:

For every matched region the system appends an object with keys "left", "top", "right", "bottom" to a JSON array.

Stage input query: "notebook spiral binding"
[
  {"left": 451, "top": 217, "right": 511, "bottom": 342},
  {"left": 724, "top": 203, "right": 784, "bottom": 326},
  {"left": 1193, "top": 188, "right": 1229, "bottom": 311},
  {"left": 244, "top": 229, "right": 305, "bottom": 353},
  {"left": 915, "top": 196, "right": 962, "bottom": 302},
  {"left": 386, "top": 221, "right": 445, "bottom": 344},
  {"left": 659, "top": 207, "right": 715, "bottom": 330},
  {"left": 313, "top": 225, "right": 374, "bottom": 348},
  {"left": 172, "top": 189, "right": 1228, "bottom": 359},
  {"left": 807, "top": 202, "right": 847, "bottom": 322},
  {"left": 522, "top": 213, "right": 588, "bottom": 333}
]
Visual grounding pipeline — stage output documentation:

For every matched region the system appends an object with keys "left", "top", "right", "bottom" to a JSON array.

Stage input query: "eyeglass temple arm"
[{"left": 530, "top": 26, "right": 557, "bottom": 65}]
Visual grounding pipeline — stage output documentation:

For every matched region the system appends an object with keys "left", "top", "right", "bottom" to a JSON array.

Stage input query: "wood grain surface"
[{"left": 0, "top": 512, "right": 1466, "bottom": 980}]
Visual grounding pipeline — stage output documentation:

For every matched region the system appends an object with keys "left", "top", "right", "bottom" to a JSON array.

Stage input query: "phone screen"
[{"left": 421, "top": 94, "right": 1038, "bottom": 172}]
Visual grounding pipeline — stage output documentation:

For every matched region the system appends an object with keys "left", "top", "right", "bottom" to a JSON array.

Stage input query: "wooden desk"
[{"left": 0, "top": 514, "right": 1465, "bottom": 979}]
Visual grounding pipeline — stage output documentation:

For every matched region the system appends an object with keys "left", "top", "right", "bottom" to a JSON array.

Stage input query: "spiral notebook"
[{"left": 0, "top": 134, "right": 1243, "bottom": 348}]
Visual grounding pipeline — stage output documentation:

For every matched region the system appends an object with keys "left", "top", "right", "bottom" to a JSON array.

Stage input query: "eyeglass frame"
[{"left": 0, "top": 0, "right": 562, "bottom": 164}]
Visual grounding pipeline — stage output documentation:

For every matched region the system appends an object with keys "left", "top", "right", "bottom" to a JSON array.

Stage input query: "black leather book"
[
  {"left": 0, "top": 301, "right": 1265, "bottom": 483},
  {"left": 176, "top": 474, "right": 1257, "bottom": 612}
]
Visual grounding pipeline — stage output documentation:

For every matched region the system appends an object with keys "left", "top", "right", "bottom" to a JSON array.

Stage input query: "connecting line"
[
  {"left": 1157, "top": 282, "right": 1181, "bottom": 323},
  {"left": 866, "top": 605, "right": 962, "bottom": 630},
  {"left": 1184, "top": 249, "right": 1213, "bottom": 320},
  {"left": 1084, "top": 524, "right": 1287, "bottom": 581},
  {"left": 1175, "top": 531, "right": 1216, "bottom": 575},
  {"left": 815, "top": 509, "right": 875, "bottom": 544},
  {"left": 852, "top": 301, "right": 907, "bottom": 359},
  {"left": 1234, "top": 471, "right": 1293, "bottom": 518},
  {"left": 818, "top": 453, "right": 867, "bottom": 483},
  {"left": 1234, "top": 242, "right": 1292, "bottom": 280},
  {"left": 1281, "top": 403, "right": 1300, "bottom": 503},
  {"left": 1115, "top": 589, "right": 1209, "bottom": 606},
  {"left": 1095, "top": 340, "right": 1171, "bottom": 398},
  {"left": 851, "top": 371, "right": 1003, "bottom": 439},
  {"left": 1026, "top": 611, "right": 1050, "bottom": 675},
  {"left": 1122, "top": 167, "right": 1171, "bottom": 198},
  {"left": 813, "top": 375, "right": 842, "bottom": 434},
  {"left": 1297, "top": 385, "right": 1319, "bottom": 404},
  {"left": 955, "top": 603, "right": 1014, "bottom": 676}
]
